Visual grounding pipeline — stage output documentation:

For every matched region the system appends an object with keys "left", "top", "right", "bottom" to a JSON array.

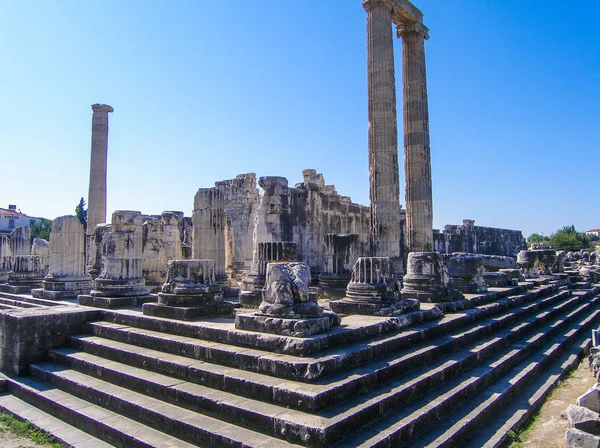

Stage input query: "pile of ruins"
[{"left": 0, "top": 1, "right": 598, "bottom": 447}]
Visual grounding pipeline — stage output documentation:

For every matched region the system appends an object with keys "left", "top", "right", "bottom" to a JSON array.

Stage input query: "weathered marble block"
[
  {"left": 0, "top": 235, "right": 11, "bottom": 283},
  {"left": 0, "top": 227, "right": 47, "bottom": 294},
  {"left": 79, "top": 211, "right": 153, "bottom": 308},
  {"left": 318, "top": 233, "right": 359, "bottom": 297},
  {"left": 483, "top": 271, "right": 512, "bottom": 287},
  {"left": 479, "top": 254, "right": 517, "bottom": 272},
  {"left": 32, "top": 216, "right": 92, "bottom": 300},
  {"left": 401, "top": 252, "right": 462, "bottom": 303},
  {"left": 240, "top": 242, "right": 297, "bottom": 308},
  {"left": 330, "top": 257, "right": 420, "bottom": 315},
  {"left": 517, "top": 250, "right": 541, "bottom": 278},
  {"left": 143, "top": 259, "right": 233, "bottom": 320},
  {"left": 447, "top": 254, "right": 487, "bottom": 294},
  {"left": 236, "top": 262, "right": 340, "bottom": 337}
]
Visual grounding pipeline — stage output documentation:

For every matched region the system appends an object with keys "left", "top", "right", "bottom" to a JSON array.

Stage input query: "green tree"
[
  {"left": 548, "top": 225, "right": 593, "bottom": 252},
  {"left": 75, "top": 197, "right": 87, "bottom": 232},
  {"left": 30, "top": 219, "right": 51, "bottom": 241},
  {"left": 527, "top": 233, "right": 549, "bottom": 245}
]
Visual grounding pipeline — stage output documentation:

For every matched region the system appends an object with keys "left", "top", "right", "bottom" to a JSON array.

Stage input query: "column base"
[
  {"left": 78, "top": 294, "right": 156, "bottom": 308},
  {"left": 483, "top": 272, "right": 513, "bottom": 287},
  {"left": 142, "top": 301, "right": 236, "bottom": 321},
  {"left": 329, "top": 298, "right": 420, "bottom": 316},
  {"left": 318, "top": 273, "right": 351, "bottom": 298},
  {"left": 239, "top": 291, "right": 262, "bottom": 308},
  {"left": 234, "top": 310, "right": 341, "bottom": 338}
]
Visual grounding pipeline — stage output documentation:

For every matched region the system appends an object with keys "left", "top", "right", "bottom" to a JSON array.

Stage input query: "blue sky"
[{"left": 1, "top": 0, "right": 598, "bottom": 238}]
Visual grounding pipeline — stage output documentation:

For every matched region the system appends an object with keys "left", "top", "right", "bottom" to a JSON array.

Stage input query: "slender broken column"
[
  {"left": 398, "top": 21, "right": 433, "bottom": 252},
  {"left": 87, "top": 104, "right": 113, "bottom": 237},
  {"left": 363, "top": 0, "right": 402, "bottom": 266}
]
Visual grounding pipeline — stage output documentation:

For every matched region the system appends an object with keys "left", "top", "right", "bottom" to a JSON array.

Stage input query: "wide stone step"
[
  {"left": 85, "top": 284, "right": 567, "bottom": 383},
  {"left": 0, "top": 392, "right": 112, "bottom": 448},
  {"left": 4, "top": 375, "right": 200, "bottom": 447},
  {"left": 26, "top": 364, "right": 297, "bottom": 447},
  {"left": 336, "top": 291, "right": 600, "bottom": 447},
  {"left": 0, "top": 296, "right": 43, "bottom": 308},
  {"left": 0, "top": 291, "right": 74, "bottom": 307},
  {"left": 46, "top": 289, "right": 599, "bottom": 445},
  {"left": 96, "top": 284, "right": 550, "bottom": 357},
  {"left": 405, "top": 319, "right": 597, "bottom": 448},
  {"left": 465, "top": 338, "right": 589, "bottom": 448},
  {"left": 69, "top": 287, "right": 576, "bottom": 413}
]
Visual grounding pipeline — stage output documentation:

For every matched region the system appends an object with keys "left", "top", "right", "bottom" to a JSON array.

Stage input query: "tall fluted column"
[
  {"left": 399, "top": 22, "right": 433, "bottom": 252},
  {"left": 87, "top": 104, "right": 114, "bottom": 237},
  {"left": 193, "top": 188, "right": 226, "bottom": 283},
  {"left": 363, "top": 0, "right": 402, "bottom": 263}
]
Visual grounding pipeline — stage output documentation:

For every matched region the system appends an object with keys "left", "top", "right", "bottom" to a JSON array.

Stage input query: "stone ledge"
[
  {"left": 0, "top": 306, "right": 101, "bottom": 375},
  {"left": 142, "top": 302, "right": 236, "bottom": 321},
  {"left": 234, "top": 311, "right": 340, "bottom": 338}
]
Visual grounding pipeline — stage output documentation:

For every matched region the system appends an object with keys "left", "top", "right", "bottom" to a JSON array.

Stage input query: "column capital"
[
  {"left": 91, "top": 104, "right": 114, "bottom": 114},
  {"left": 396, "top": 21, "right": 429, "bottom": 40},
  {"left": 362, "top": 0, "right": 393, "bottom": 13}
]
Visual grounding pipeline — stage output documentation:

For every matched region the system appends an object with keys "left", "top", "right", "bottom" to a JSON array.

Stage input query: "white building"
[
  {"left": 586, "top": 229, "right": 600, "bottom": 238},
  {"left": 0, "top": 205, "right": 43, "bottom": 234}
]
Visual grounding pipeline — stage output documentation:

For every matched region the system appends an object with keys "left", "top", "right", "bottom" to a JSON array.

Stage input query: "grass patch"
[{"left": 0, "top": 409, "right": 69, "bottom": 447}]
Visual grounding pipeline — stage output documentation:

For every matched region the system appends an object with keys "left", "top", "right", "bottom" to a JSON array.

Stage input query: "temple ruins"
[{"left": 0, "top": 1, "right": 598, "bottom": 447}]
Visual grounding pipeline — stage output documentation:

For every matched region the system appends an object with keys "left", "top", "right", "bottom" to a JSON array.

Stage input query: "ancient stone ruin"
[{"left": 0, "top": 1, "right": 598, "bottom": 447}]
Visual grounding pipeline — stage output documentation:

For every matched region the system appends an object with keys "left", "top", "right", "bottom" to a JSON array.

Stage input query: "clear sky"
[{"left": 1, "top": 0, "right": 598, "bottom": 238}]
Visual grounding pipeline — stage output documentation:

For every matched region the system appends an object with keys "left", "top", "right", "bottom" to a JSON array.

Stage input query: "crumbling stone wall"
[
  {"left": 213, "top": 170, "right": 372, "bottom": 277},
  {"left": 215, "top": 174, "right": 260, "bottom": 273},
  {"left": 433, "top": 219, "right": 526, "bottom": 257}
]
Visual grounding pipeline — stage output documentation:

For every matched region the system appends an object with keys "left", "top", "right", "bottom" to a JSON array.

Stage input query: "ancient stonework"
[
  {"left": 143, "top": 259, "right": 233, "bottom": 320},
  {"left": 402, "top": 252, "right": 462, "bottom": 302},
  {"left": 192, "top": 188, "right": 227, "bottom": 286},
  {"left": 32, "top": 216, "right": 92, "bottom": 300},
  {"left": 0, "top": 227, "right": 47, "bottom": 294},
  {"left": 433, "top": 220, "right": 527, "bottom": 258},
  {"left": 318, "top": 233, "right": 360, "bottom": 297},
  {"left": 447, "top": 254, "right": 487, "bottom": 294},
  {"left": 87, "top": 104, "right": 113, "bottom": 238},
  {"left": 79, "top": 211, "right": 153, "bottom": 308},
  {"left": 240, "top": 241, "right": 297, "bottom": 308},
  {"left": 87, "top": 223, "right": 111, "bottom": 279},
  {"left": 330, "top": 257, "right": 420, "bottom": 315},
  {"left": 235, "top": 262, "right": 340, "bottom": 337},
  {"left": 363, "top": 0, "right": 403, "bottom": 266},
  {"left": 0, "top": 235, "right": 11, "bottom": 283},
  {"left": 215, "top": 173, "right": 260, "bottom": 274}
]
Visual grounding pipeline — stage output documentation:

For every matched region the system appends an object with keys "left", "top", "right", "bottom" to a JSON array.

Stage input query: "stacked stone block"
[
  {"left": 79, "top": 211, "right": 153, "bottom": 308},
  {"left": 32, "top": 216, "right": 92, "bottom": 300}
]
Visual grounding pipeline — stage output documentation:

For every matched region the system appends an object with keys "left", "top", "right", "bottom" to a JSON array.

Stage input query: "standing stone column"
[
  {"left": 398, "top": 21, "right": 433, "bottom": 252},
  {"left": 0, "top": 227, "right": 46, "bottom": 294},
  {"left": 363, "top": 0, "right": 402, "bottom": 268},
  {"left": 87, "top": 104, "right": 113, "bottom": 237},
  {"left": 192, "top": 188, "right": 230, "bottom": 289},
  {"left": 0, "top": 235, "right": 11, "bottom": 283},
  {"left": 32, "top": 216, "right": 92, "bottom": 299},
  {"left": 79, "top": 210, "right": 153, "bottom": 308}
]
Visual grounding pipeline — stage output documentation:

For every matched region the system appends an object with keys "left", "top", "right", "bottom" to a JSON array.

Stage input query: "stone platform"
[
  {"left": 234, "top": 310, "right": 340, "bottom": 338},
  {"left": 78, "top": 294, "right": 156, "bottom": 309},
  {"left": 0, "top": 278, "right": 597, "bottom": 447}
]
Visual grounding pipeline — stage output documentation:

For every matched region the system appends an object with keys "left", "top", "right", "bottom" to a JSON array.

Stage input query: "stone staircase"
[{"left": 0, "top": 280, "right": 599, "bottom": 447}]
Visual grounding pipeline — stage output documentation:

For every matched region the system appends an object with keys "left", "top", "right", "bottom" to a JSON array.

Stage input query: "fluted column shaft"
[
  {"left": 400, "top": 23, "right": 433, "bottom": 252},
  {"left": 364, "top": 0, "right": 401, "bottom": 260},
  {"left": 192, "top": 188, "right": 226, "bottom": 277},
  {"left": 87, "top": 104, "right": 113, "bottom": 236}
]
